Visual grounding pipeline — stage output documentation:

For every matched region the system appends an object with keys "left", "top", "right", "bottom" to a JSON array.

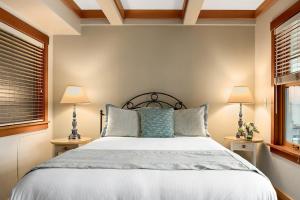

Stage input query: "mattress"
[{"left": 10, "top": 137, "right": 277, "bottom": 200}]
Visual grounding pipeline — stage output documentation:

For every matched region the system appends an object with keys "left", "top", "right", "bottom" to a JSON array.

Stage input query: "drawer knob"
[{"left": 242, "top": 145, "right": 246, "bottom": 148}]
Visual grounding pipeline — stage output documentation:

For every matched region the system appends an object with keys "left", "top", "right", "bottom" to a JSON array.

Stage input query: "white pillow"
[
  {"left": 106, "top": 106, "right": 139, "bottom": 137},
  {"left": 174, "top": 107, "right": 207, "bottom": 136}
]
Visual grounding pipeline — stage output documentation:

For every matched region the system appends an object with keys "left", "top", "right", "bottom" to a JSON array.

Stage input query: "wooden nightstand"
[
  {"left": 51, "top": 137, "right": 92, "bottom": 156},
  {"left": 224, "top": 136, "right": 263, "bottom": 166}
]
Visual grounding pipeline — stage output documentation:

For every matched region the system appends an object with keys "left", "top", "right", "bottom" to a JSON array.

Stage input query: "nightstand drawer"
[
  {"left": 225, "top": 135, "right": 263, "bottom": 166},
  {"left": 231, "top": 142, "right": 255, "bottom": 151}
]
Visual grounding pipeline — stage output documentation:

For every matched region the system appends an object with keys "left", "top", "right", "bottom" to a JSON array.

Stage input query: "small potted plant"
[
  {"left": 236, "top": 127, "right": 245, "bottom": 138},
  {"left": 243, "top": 122, "right": 259, "bottom": 141}
]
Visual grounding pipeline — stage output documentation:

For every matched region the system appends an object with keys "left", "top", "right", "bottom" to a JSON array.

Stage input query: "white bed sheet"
[{"left": 11, "top": 137, "right": 277, "bottom": 200}]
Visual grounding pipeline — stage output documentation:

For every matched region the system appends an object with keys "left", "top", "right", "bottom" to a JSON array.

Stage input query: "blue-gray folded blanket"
[{"left": 31, "top": 149, "right": 261, "bottom": 175}]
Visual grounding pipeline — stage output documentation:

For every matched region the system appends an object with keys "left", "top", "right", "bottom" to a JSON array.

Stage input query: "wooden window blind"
[
  {"left": 274, "top": 13, "right": 300, "bottom": 85},
  {"left": 0, "top": 27, "right": 45, "bottom": 127}
]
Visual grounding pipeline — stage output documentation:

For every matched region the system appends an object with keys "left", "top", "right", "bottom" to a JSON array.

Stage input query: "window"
[
  {"left": 0, "top": 28, "right": 44, "bottom": 126},
  {"left": 0, "top": 8, "right": 49, "bottom": 137},
  {"left": 271, "top": 1, "right": 300, "bottom": 163},
  {"left": 285, "top": 86, "right": 300, "bottom": 145}
]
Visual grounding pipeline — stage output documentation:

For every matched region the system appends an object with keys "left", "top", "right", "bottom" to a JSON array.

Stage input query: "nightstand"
[
  {"left": 224, "top": 136, "right": 263, "bottom": 166},
  {"left": 51, "top": 137, "right": 92, "bottom": 156}
]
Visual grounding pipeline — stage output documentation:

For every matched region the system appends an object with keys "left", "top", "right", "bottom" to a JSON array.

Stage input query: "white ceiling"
[
  {"left": 202, "top": 0, "right": 265, "bottom": 10},
  {"left": 74, "top": 0, "right": 265, "bottom": 10},
  {"left": 121, "top": 0, "right": 184, "bottom": 10},
  {"left": 74, "top": 0, "right": 101, "bottom": 10}
]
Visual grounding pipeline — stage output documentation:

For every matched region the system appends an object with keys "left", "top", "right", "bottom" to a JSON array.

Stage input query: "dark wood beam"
[
  {"left": 255, "top": 0, "right": 278, "bottom": 17},
  {"left": 81, "top": 10, "right": 106, "bottom": 18}
]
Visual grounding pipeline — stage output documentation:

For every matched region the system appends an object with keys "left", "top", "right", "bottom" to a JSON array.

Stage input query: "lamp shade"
[
  {"left": 228, "top": 86, "right": 253, "bottom": 104},
  {"left": 60, "top": 86, "right": 90, "bottom": 104}
]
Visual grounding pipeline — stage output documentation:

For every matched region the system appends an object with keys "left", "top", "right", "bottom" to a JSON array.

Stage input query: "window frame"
[
  {"left": 0, "top": 8, "right": 49, "bottom": 137},
  {"left": 270, "top": 1, "right": 300, "bottom": 164}
]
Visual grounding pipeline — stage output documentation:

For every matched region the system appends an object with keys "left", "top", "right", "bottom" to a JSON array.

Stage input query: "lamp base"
[
  {"left": 68, "top": 131, "right": 81, "bottom": 140},
  {"left": 68, "top": 104, "right": 81, "bottom": 140},
  {"left": 235, "top": 103, "right": 244, "bottom": 138}
]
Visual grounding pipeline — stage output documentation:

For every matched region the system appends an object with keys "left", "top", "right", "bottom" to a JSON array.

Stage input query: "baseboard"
[{"left": 275, "top": 187, "right": 293, "bottom": 200}]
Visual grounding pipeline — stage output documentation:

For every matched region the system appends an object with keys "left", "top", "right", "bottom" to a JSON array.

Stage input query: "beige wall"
[
  {"left": 0, "top": 36, "right": 53, "bottom": 200},
  {"left": 53, "top": 26, "right": 255, "bottom": 145},
  {"left": 255, "top": 0, "right": 300, "bottom": 199}
]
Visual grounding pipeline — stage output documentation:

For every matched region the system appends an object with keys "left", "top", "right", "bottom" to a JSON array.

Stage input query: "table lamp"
[
  {"left": 228, "top": 86, "right": 253, "bottom": 138},
  {"left": 60, "top": 86, "right": 90, "bottom": 140}
]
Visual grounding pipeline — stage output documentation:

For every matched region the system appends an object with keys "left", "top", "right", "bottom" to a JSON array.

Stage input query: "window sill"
[
  {"left": 0, "top": 121, "right": 49, "bottom": 137},
  {"left": 267, "top": 143, "right": 300, "bottom": 164}
]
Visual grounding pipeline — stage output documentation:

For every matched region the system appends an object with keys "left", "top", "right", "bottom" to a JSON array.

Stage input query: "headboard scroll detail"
[
  {"left": 121, "top": 92, "right": 187, "bottom": 110},
  {"left": 100, "top": 92, "right": 187, "bottom": 134}
]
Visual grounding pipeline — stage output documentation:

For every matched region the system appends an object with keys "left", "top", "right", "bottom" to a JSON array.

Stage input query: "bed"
[{"left": 10, "top": 92, "right": 277, "bottom": 200}]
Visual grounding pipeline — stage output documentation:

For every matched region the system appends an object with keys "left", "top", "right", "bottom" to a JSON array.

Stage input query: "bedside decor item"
[
  {"left": 228, "top": 86, "right": 253, "bottom": 138},
  {"left": 61, "top": 86, "right": 90, "bottom": 140},
  {"left": 243, "top": 122, "right": 259, "bottom": 141}
]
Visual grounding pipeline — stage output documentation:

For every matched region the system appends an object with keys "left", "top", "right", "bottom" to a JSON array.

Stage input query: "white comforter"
[{"left": 11, "top": 137, "right": 277, "bottom": 200}]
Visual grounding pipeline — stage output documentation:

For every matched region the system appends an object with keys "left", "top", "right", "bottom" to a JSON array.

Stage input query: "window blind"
[
  {"left": 0, "top": 28, "right": 45, "bottom": 126},
  {"left": 274, "top": 13, "right": 300, "bottom": 85}
]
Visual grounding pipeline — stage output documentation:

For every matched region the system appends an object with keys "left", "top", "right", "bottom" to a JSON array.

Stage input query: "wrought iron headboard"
[{"left": 100, "top": 92, "right": 187, "bottom": 134}]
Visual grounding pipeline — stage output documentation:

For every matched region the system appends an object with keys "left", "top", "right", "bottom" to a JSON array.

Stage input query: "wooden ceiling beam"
[
  {"left": 80, "top": 10, "right": 106, "bottom": 18},
  {"left": 255, "top": 0, "right": 278, "bottom": 17},
  {"left": 61, "top": 0, "right": 277, "bottom": 21},
  {"left": 61, "top": 0, "right": 82, "bottom": 17},
  {"left": 182, "top": 0, "right": 189, "bottom": 19},
  {"left": 114, "top": 0, "right": 125, "bottom": 18},
  {"left": 183, "top": 0, "right": 205, "bottom": 25},
  {"left": 61, "top": 0, "right": 106, "bottom": 19},
  {"left": 95, "top": 0, "right": 123, "bottom": 25}
]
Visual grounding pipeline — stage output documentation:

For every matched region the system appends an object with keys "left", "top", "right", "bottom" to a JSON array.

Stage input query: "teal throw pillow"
[{"left": 138, "top": 108, "right": 174, "bottom": 138}]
